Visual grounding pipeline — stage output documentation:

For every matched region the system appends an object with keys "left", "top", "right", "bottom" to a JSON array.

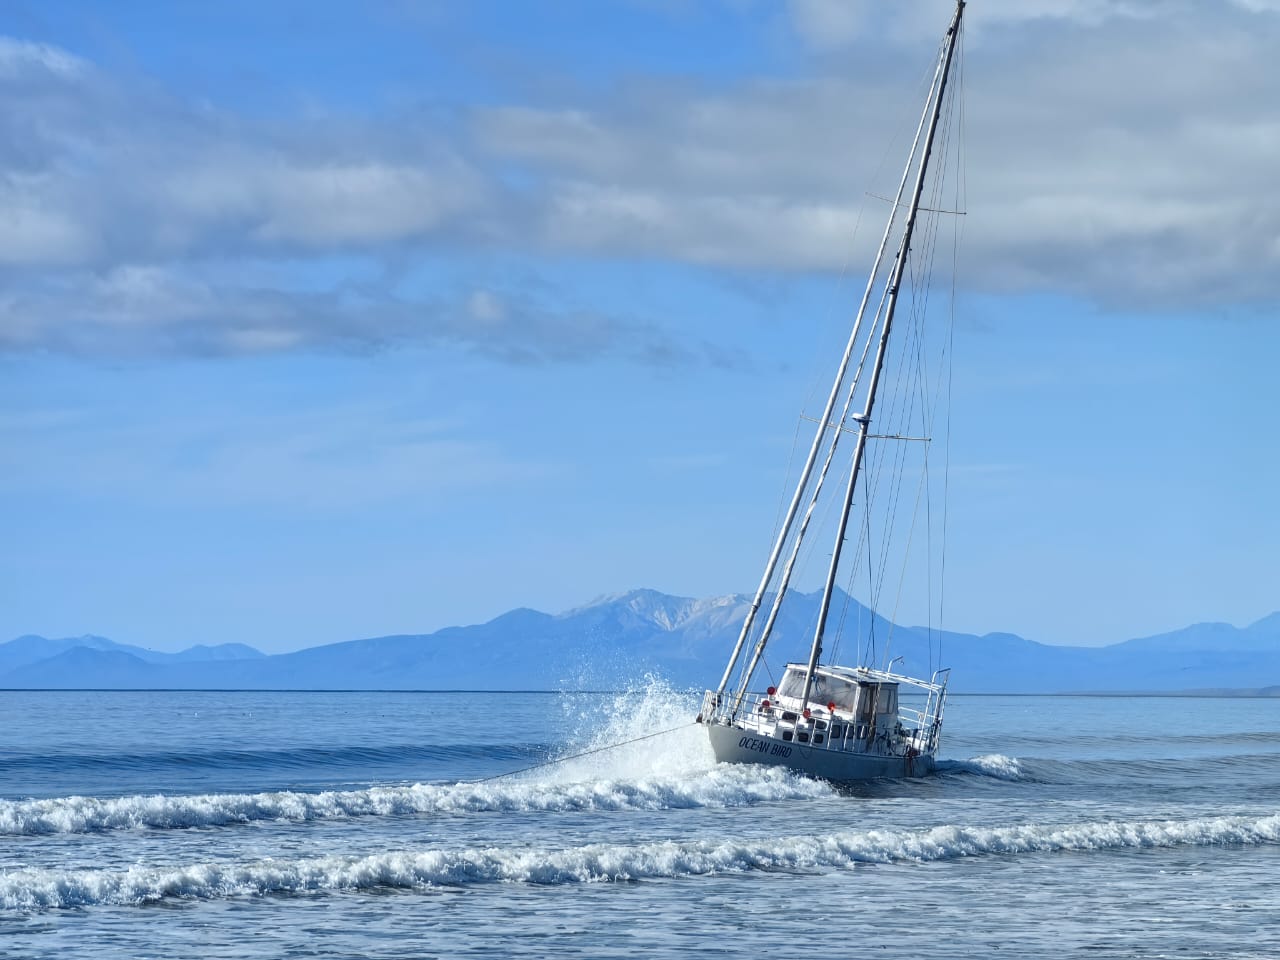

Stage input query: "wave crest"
[
  {"left": 936, "top": 754, "right": 1027, "bottom": 780},
  {"left": 6, "top": 812, "right": 1278, "bottom": 909},
  {"left": 0, "top": 763, "right": 830, "bottom": 837}
]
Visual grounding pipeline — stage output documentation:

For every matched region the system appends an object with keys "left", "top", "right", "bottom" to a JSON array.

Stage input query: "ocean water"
[{"left": 1, "top": 683, "right": 1278, "bottom": 958}]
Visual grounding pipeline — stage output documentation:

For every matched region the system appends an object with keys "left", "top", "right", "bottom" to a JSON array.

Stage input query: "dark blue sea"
[{"left": 1, "top": 683, "right": 1278, "bottom": 958}]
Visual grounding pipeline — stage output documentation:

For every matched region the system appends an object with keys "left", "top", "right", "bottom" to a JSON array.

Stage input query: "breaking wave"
[
  {"left": 0, "top": 750, "right": 1038, "bottom": 837},
  {"left": 0, "top": 766, "right": 830, "bottom": 837},
  {"left": 6, "top": 812, "right": 1277, "bottom": 910},
  {"left": 0, "top": 677, "right": 815, "bottom": 836},
  {"left": 936, "top": 754, "right": 1028, "bottom": 780},
  {"left": 1, "top": 677, "right": 839, "bottom": 836}
]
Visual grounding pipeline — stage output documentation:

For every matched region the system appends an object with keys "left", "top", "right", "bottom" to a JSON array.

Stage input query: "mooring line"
[{"left": 474, "top": 721, "right": 697, "bottom": 783}]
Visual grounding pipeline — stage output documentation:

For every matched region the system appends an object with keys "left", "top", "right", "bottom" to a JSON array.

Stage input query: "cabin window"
[
  {"left": 855, "top": 682, "right": 899, "bottom": 718},
  {"left": 813, "top": 734, "right": 824, "bottom": 745},
  {"left": 830, "top": 725, "right": 844, "bottom": 739},
  {"left": 782, "top": 730, "right": 793, "bottom": 742},
  {"left": 797, "top": 732, "right": 809, "bottom": 743},
  {"left": 880, "top": 686, "right": 899, "bottom": 714},
  {"left": 777, "top": 668, "right": 859, "bottom": 709}
]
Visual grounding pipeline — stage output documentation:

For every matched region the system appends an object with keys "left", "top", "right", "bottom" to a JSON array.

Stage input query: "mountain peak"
[
  {"left": 1247, "top": 611, "right": 1280, "bottom": 632},
  {"left": 562, "top": 588, "right": 750, "bottom": 631}
]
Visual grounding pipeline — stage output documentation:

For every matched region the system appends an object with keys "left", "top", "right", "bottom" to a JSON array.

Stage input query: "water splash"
[{"left": 547, "top": 674, "right": 715, "bottom": 781}]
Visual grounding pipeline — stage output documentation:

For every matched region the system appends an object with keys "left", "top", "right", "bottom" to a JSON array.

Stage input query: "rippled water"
[{"left": 1, "top": 686, "right": 1278, "bottom": 957}]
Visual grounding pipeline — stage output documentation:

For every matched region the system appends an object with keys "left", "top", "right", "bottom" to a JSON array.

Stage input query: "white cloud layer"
[{"left": 3, "top": 1, "right": 1279, "bottom": 359}]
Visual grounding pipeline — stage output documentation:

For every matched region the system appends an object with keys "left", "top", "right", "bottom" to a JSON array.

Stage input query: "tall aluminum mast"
[
  {"left": 711, "top": 1, "right": 965, "bottom": 705},
  {"left": 727, "top": 0, "right": 967, "bottom": 715},
  {"left": 797, "top": 0, "right": 965, "bottom": 714}
]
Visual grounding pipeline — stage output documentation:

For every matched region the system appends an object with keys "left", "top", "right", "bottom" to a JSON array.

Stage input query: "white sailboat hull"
[{"left": 706, "top": 720, "right": 936, "bottom": 782}]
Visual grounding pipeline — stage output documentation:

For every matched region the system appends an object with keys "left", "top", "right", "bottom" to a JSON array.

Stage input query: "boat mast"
[
  {"left": 798, "top": 0, "right": 964, "bottom": 714},
  {"left": 710, "top": 4, "right": 963, "bottom": 707},
  {"left": 727, "top": 1, "right": 966, "bottom": 716}
]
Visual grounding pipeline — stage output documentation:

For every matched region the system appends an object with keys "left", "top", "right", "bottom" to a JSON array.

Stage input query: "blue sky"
[{"left": 3, "top": 1, "right": 1278, "bottom": 654}]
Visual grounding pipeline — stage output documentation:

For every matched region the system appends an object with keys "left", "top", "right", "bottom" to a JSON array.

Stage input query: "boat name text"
[{"left": 738, "top": 736, "right": 792, "bottom": 758}]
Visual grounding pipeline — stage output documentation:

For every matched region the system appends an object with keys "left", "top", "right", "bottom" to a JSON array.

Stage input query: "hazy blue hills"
[
  {"left": 0, "top": 634, "right": 264, "bottom": 675},
  {"left": 4, "top": 590, "right": 1278, "bottom": 693}
]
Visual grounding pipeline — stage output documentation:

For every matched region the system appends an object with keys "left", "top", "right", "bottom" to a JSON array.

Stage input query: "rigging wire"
[
  {"left": 833, "top": 35, "right": 963, "bottom": 674},
  {"left": 880, "top": 78, "right": 960, "bottom": 668},
  {"left": 723, "top": 13, "right": 964, "bottom": 696},
  {"left": 851, "top": 175, "right": 938, "bottom": 666},
  {"left": 472, "top": 722, "right": 696, "bottom": 783}
]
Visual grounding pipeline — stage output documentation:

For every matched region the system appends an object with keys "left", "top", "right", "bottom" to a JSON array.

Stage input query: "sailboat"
[{"left": 697, "top": 1, "right": 965, "bottom": 781}]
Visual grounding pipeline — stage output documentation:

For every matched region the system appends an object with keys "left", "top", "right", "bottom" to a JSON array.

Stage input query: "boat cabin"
[
  {"left": 774, "top": 664, "right": 898, "bottom": 721},
  {"left": 700, "top": 657, "right": 944, "bottom": 762}
]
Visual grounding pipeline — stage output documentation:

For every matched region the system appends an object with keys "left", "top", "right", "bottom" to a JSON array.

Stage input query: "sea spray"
[{"left": 549, "top": 674, "right": 715, "bottom": 782}]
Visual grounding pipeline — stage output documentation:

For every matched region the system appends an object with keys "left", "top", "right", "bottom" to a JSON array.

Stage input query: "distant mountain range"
[{"left": 5, "top": 589, "right": 1279, "bottom": 693}]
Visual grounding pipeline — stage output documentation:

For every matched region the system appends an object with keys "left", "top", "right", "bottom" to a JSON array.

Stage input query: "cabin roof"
[{"left": 783, "top": 662, "right": 898, "bottom": 687}]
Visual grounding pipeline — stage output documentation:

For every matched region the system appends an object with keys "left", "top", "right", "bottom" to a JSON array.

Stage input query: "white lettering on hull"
[{"left": 737, "top": 735, "right": 793, "bottom": 758}]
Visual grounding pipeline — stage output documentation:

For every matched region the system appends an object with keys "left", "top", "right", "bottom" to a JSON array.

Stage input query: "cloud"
[
  {"left": 0, "top": 262, "right": 712, "bottom": 366},
  {"left": 0, "top": 36, "right": 86, "bottom": 80},
  {"left": 788, "top": 0, "right": 873, "bottom": 50},
  {"left": 3, "top": 1, "right": 1280, "bottom": 360},
  {"left": 473, "top": 5, "right": 1280, "bottom": 306},
  {"left": 787, "top": 0, "right": 1267, "bottom": 48},
  {"left": 162, "top": 155, "right": 488, "bottom": 251},
  {"left": 0, "top": 38, "right": 494, "bottom": 270},
  {"left": 0, "top": 32, "right": 713, "bottom": 363}
]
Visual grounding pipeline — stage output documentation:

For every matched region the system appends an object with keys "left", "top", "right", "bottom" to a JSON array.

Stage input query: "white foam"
[
  {"left": 937, "top": 754, "right": 1027, "bottom": 780},
  {"left": 0, "top": 677, "right": 834, "bottom": 836},
  {"left": 5, "top": 812, "right": 1278, "bottom": 909},
  {"left": 0, "top": 766, "right": 828, "bottom": 837}
]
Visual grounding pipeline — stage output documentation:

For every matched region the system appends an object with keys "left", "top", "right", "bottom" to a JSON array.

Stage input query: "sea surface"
[{"left": 1, "top": 683, "right": 1277, "bottom": 958}]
